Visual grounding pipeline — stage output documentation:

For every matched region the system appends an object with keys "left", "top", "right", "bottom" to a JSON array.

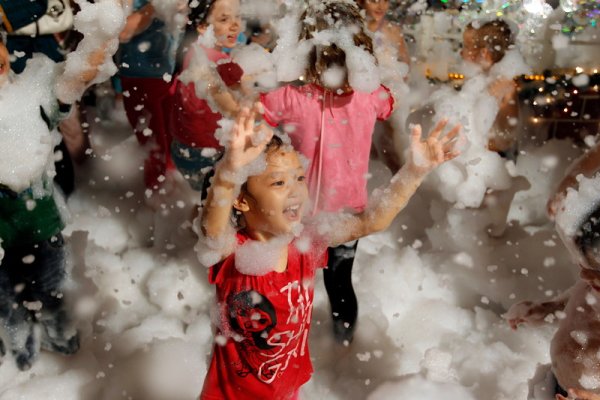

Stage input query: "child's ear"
[
  {"left": 480, "top": 48, "right": 494, "bottom": 64},
  {"left": 233, "top": 196, "right": 250, "bottom": 213},
  {"left": 197, "top": 24, "right": 208, "bottom": 35}
]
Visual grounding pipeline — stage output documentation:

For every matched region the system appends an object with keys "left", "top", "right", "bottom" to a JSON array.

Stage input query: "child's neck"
[
  {"left": 367, "top": 18, "right": 384, "bottom": 33},
  {"left": 244, "top": 228, "right": 290, "bottom": 273},
  {"left": 316, "top": 83, "right": 353, "bottom": 95}
]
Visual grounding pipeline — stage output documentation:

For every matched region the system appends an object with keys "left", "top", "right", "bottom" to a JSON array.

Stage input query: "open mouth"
[{"left": 283, "top": 204, "right": 301, "bottom": 220}]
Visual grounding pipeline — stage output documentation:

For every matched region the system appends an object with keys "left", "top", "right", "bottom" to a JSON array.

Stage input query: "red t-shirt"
[
  {"left": 171, "top": 46, "right": 244, "bottom": 149},
  {"left": 200, "top": 232, "right": 328, "bottom": 400}
]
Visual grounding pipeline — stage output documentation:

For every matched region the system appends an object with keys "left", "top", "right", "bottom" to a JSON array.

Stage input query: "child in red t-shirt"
[{"left": 197, "top": 108, "right": 461, "bottom": 399}]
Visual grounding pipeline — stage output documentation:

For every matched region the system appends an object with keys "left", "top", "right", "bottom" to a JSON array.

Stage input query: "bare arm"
[
  {"left": 326, "top": 120, "right": 461, "bottom": 247},
  {"left": 210, "top": 85, "right": 242, "bottom": 117},
  {"left": 201, "top": 109, "right": 273, "bottom": 240},
  {"left": 55, "top": 43, "right": 110, "bottom": 105},
  {"left": 488, "top": 78, "right": 519, "bottom": 152},
  {"left": 395, "top": 28, "right": 411, "bottom": 66},
  {"left": 55, "top": 0, "right": 126, "bottom": 104},
  {"left": 119, "top": 3, "right": 155, "bottom": 43},
  {"left": 503, "top": 287, "right": 573, "bottom": 330}
]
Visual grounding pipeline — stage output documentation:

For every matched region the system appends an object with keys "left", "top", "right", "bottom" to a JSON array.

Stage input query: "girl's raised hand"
[
  {"left": 223, "top": 107, "right": 274, "bottom": 172},
  {"left": 407, "top": 119, "right": 462, "bottom": 175}
]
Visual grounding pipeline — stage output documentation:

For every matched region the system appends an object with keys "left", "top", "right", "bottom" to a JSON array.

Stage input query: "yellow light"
[{"left": 532, "top": 118, "right": 539, "bottom": 123}]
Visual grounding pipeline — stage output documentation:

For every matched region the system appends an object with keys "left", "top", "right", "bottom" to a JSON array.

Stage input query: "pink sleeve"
[
  {"left": 259, "top": 86, "right": 290, "bottom": 127},
  {"left": 373, "top": 85, "right": 394, "bottom": 121}
]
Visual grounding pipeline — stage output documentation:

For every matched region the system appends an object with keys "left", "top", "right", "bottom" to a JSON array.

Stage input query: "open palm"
[
  {"left": 408, "top": 119, "right": 461, "bottom": 175},
  {"left": 224, "top": 107, "right": 273, "bottom": 172}
]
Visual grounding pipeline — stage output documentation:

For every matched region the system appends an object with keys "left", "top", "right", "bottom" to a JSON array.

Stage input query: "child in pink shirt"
[{"left": 260, "top": 1, "right": 394, "bottom": 343}]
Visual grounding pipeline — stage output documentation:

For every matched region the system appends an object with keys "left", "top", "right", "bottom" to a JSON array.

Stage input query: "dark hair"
[
  {"left": 300, "top": 1, "right": 375, "bottom": 85},
  {"left": 238, "top": 135, "right": 285, "bottom": 194},
  {"left": 188, "top": 0, "right": 216, "bottom": 29},
  {"left": 176, "top": 0, "right": 217, "bottom": 73},
  {"left": 232, "top": 135, "right": 285, "bottom": 228},
  {"left": 466, "top": 19, "right": 513, "bottom": 63},
  {"left": 575, "top": 205, "right": 600, "bottom": 268}
]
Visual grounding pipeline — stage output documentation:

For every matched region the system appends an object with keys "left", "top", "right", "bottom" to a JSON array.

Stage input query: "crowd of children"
[{"left": 1, "top": 0, "right": 599, "bottom": 399}]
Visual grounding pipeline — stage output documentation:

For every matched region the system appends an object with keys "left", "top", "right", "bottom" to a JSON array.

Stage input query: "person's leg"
[
  {"left": 1, "top": 245, "right": 40, "bottom": 370},
  {"left": 323, "top": 240, "right": 359, "bottom": 344},
  {"left": 27, "top": 234, "right": 80, "bottom": 355},
  {"left": 121, "top": 76, "right": 173, "bottom": 190},
  {"left": 53, "top": 140, "right": 75, "bottom": 197}
]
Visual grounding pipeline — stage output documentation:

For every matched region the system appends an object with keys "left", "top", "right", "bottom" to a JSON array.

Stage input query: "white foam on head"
[
  {"left": 271, "top": 12, "right": 310, "bottom": 82},
  {"left": 231, "top": 43, "right": 278, "bottom": 91},
  {"left": 321, "top": 64, "right": 346, "bottom": 90},
  {"left": 310, "top": 28, "right": 380, "bottom": 93}
]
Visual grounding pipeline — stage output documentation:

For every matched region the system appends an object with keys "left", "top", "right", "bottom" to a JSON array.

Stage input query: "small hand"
[
  {"left": 504, "top": 300, "right": 562, "bottom": 330},
  {"left": 407, "top": 119, "right": 461, "bottom": 175},
  {"left": 79, "top": 43, "right": 108, "bottom": 83},
  {"left": 223, "top": 107, "right": 273, "bottom": 172}
]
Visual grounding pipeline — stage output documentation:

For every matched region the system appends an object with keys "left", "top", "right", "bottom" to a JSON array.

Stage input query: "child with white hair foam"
[{"left": 260, "top": 0, "right": 396, "bottom": 344}]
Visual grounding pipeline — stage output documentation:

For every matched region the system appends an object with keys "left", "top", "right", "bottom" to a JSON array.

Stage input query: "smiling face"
[
  {"left": 360, "top": 0, "right": 389, "bottom": 25},
  {"left": 203, "top": 0, "right": 241, "bottom": 50},
  {"left": 235, "top": 148, "right": 309, "bottom": 241},
  {"left": 0, "top": 40, "right": 10, "bottom": 88}
]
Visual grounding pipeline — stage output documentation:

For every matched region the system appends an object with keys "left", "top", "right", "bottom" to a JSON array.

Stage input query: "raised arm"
[
  {"left": 201, "top": 108, "right": 273, "bottom": 241},
  {"left": 503, "top": 292, "right": 571, "bottom": 330},
  {"left": 326, "top": 120, "right": 461, "bottom": 247},
  {"left": 119, "top": 2, "right": 155, "bottom": 43},
  {"left": 55, "top": 0, "right": 126, "bottom": 105}
]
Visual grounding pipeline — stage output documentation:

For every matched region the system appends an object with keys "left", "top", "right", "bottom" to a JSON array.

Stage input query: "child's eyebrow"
[{"left": 266, "top": 171, "right": 285, "bottom": 178}]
